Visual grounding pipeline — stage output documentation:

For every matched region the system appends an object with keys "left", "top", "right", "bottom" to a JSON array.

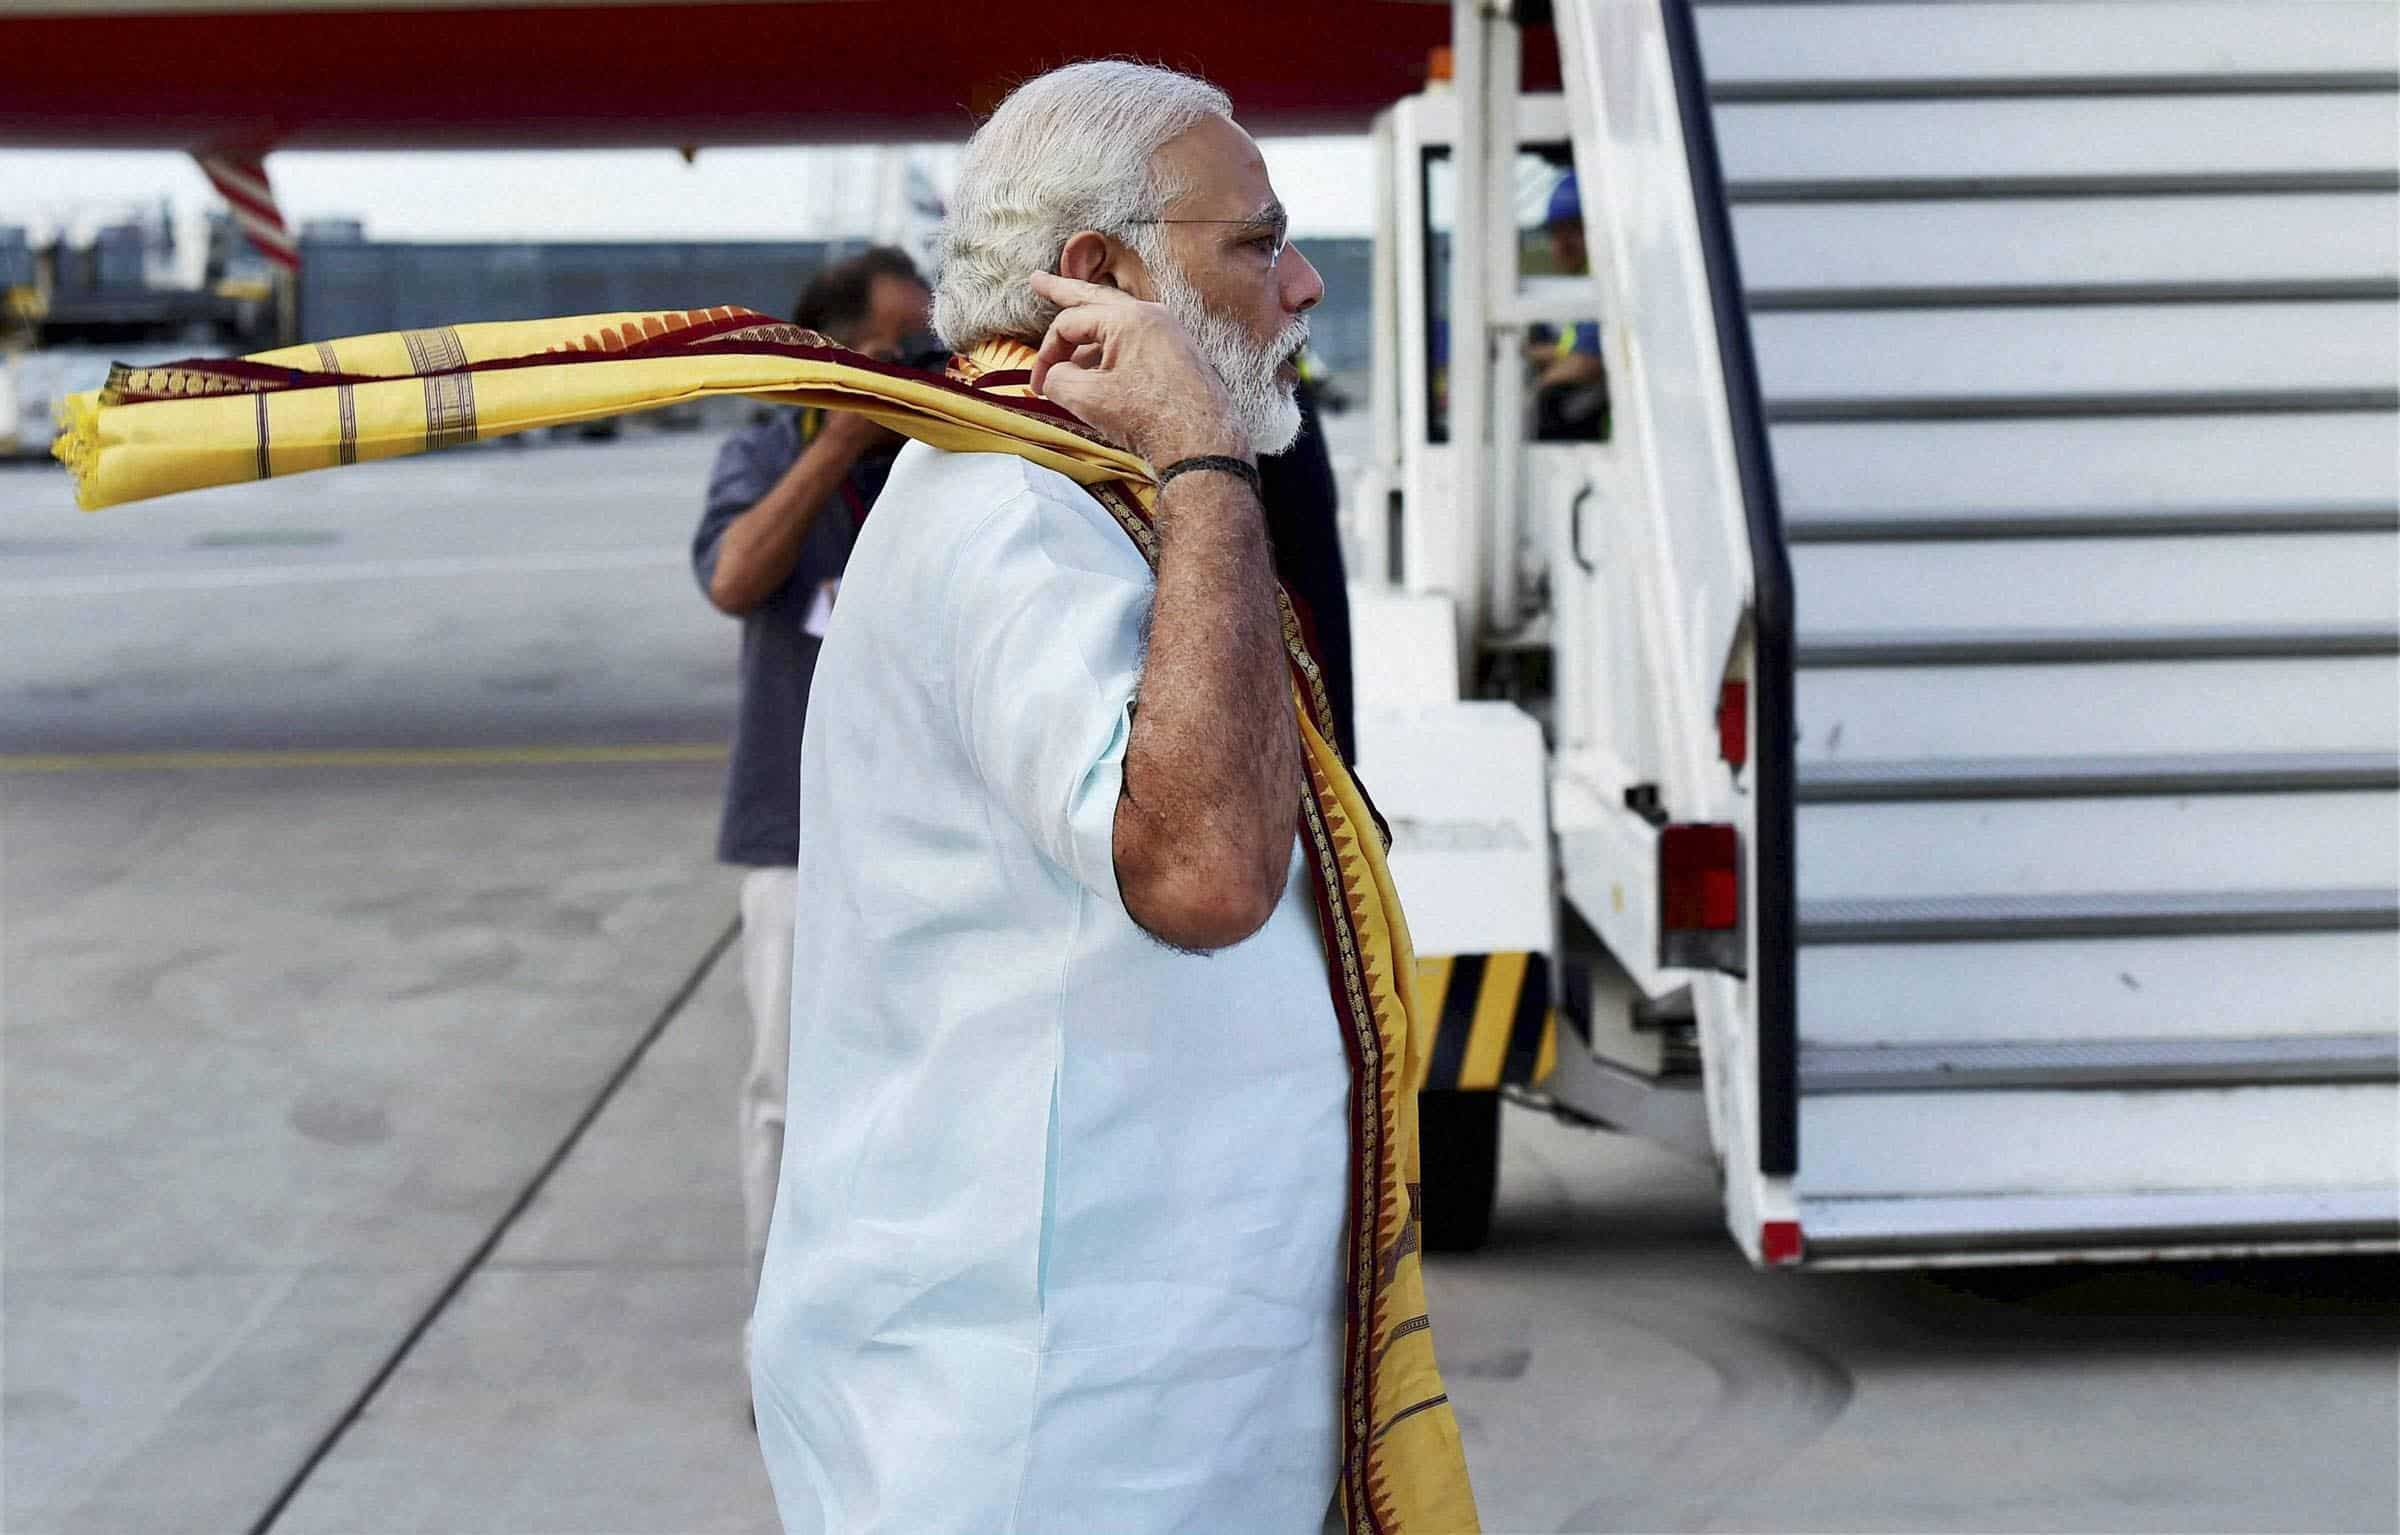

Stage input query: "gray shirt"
[{"left": 692, "top": 408, "right": 891, "bottom": 867}]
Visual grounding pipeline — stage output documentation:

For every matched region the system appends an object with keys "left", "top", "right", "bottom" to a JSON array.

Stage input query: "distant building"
[
  {"left": 298, "top": 238, "right": 839, "bottom": 340},
  {"left": 295, "top": 234, "right": 1378, "bottom": 385},
  {"left": 0, "top": 225, "right": 30, "bottom": 289},
  {"left": 75, "top": 221, "right": 148, "bottom": 292}
]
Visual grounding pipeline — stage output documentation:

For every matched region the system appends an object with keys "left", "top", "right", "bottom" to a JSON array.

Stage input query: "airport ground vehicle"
[{"left": 1362, "top": 0, "right": 2400, "bottom": 1268}]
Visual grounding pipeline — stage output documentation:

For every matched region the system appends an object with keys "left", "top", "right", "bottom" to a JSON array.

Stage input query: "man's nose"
[{"left": 1283, "top": 244, "right": 1324, "bottom": 315}]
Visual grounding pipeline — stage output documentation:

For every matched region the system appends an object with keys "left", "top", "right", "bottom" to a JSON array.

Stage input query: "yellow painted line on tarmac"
[{"left": 0, "top": 743, "right": 730, "bottom": 774}]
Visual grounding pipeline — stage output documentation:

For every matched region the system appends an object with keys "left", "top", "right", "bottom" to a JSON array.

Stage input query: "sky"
[{"left": 0, "top": 138, "right": 1377, "bottom": 247}]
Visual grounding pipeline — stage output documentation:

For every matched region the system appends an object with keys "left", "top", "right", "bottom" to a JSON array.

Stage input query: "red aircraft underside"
[{"left": 0, "top": 1, "right": 1559, "bottom": 150}]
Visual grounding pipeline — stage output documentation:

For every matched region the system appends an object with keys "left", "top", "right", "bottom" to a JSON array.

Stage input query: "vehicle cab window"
[{"left": 1421, "top": 144, "right": 1610, "bottom": 444}]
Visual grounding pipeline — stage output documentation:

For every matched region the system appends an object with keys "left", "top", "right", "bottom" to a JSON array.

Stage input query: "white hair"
[{"left": 933, "top": 60, "right": 1231, "bottom": 352}]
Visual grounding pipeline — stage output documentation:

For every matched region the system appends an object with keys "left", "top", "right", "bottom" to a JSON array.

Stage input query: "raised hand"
[{"left": 1026, "top": 271, "right": 1250, "bottom": 468}]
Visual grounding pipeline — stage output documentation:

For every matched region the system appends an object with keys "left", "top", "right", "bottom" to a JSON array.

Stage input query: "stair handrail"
[{"left": 1653, "top": 0, "right": 1799, "bottom": 1177}]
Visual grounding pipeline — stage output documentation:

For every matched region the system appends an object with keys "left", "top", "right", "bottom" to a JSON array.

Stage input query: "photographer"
[{"left": 689, "top": 246, "right": 935, "bottom": 1348}]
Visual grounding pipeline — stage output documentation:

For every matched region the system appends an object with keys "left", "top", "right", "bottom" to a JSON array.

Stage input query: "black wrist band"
[{"left": 1156, "top": 454, "right": 1262, "bottom": 500}]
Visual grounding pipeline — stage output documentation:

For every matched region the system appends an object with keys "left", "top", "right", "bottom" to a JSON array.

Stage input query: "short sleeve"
[
  {"left": 947, "top": 476, "right": 1152, "bottom": 902},
  {"left": 692, "top": 421, "right": 786, "bottom": 596}
]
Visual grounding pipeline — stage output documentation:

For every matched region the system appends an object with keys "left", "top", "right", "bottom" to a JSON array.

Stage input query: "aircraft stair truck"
[{"left": 1354, "top": 0, "right": 2400, "bottom": 1267}]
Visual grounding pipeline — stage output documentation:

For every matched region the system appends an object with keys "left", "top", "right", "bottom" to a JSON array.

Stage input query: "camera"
[{"left": 896, "top": 329, "right": 951, "bottom": 372}]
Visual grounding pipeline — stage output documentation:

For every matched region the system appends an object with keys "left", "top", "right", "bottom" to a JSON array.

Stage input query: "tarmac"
[{"left": 5, "top": 435, "right": 2396, "bottom": 1534}]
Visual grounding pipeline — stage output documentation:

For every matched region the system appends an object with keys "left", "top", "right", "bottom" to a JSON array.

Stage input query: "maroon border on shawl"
[
  {"left": 1091, "top": 470, "right": 1395, "bottom": 1529},
  {"left": 104, "top": 309, "right": 1106, "bottom": 441},
  {"left": 1299, "top": 780, "right": 1394, "bottom": 1535},
  {"left": 105, "top": 356, "right": 386, "bottom": 402}
]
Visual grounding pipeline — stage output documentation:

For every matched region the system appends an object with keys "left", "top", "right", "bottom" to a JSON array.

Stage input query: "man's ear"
[{"left": 1057, "top": 230, "right": 1115, "bottom": 287}]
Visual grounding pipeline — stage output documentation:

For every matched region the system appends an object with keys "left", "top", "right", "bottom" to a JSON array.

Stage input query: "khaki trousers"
[{"left": 737, "top": 865, "right": 798, "bottom": 1289}]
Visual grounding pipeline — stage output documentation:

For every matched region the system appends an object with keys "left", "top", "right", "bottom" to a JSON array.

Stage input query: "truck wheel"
[{"left": 1417, "top": 1089, "right": 1502, "bottom": 1252}]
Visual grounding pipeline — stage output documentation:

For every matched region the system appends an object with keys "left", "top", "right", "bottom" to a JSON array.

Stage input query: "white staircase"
[{"left": 1696, "top": 0, "right": 2400, "bottom": 1259}]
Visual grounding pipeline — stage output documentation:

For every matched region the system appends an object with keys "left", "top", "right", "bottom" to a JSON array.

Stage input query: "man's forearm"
[
  {"left": 707, "top": 428, "right": 869, "bottom": 615},
  {"left": 1114, "top": 470, "right": 1300, "bottom": 946}
]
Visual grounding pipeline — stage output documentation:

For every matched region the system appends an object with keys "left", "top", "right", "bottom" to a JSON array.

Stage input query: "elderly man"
[{"left": 747, "top": 61, "right": 1475, "bottom": 1535}]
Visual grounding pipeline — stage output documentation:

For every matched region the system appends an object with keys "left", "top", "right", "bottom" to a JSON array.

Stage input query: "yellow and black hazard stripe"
[{"left": 1416, "top": 952, "right": 1558, "bottom": 1091}]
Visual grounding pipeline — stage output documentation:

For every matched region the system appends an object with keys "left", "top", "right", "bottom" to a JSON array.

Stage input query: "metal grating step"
[
  {"left": 1784, "top": 501, "right": 2400, "bottom": 542},
  {"left": 1796, "top": 752, "right": 2400, "bottom": 803},
  {"left": 1798, "top": 625, "right": 2400, "bottom": 668},
  {"left": 1800, "top": 888, "right": 2400, "bottom": 944},
  {"left": 1800, "top": 1034, "right": 2400, "bottom": 1093}
]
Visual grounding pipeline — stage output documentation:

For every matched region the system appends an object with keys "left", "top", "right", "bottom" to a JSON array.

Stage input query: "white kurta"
[{"left": 750, "top": 442, "right": 1351, "bottom": 1535}]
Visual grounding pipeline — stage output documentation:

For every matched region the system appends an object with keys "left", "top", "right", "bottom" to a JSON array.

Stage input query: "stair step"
[
  {"left": 1799, "top": 792, "right": 2394, "bottom": 906},
  {"left": 1714, "top": 73, "right": 2400, "bottom": 105},
  {"left": 1754, "top": 300, "right": 2399, "bottom": 409},
  {"left": 1750, "top": 277, "right": 2400, "bottom": 312},
  {"left": 1796, "top": 1188, "right": 2400, "bottom": 1262},
  {"left": 1801, "top": 929, "right": 2399, "bottom": 1050},
  {"left": 1732, "top": 171, "right": 2400, "bottom": 204},
  {"left": 1767, "top": 388, "right": 2398, "bottom": 423},
  {"left": 1772, "top": 413, "right": 2396, "bottom": 522},
  {"left": 1797, "top": 752, "right": 2400, "bottom": 803},
  {"left": 1794, "top": 531, "right": 2398, "bottom": 635},
  {"left": 1800, "top": 1083, "right": 2397, "bottom": 1200},
  {"left": 1717, "top": 92, "right": 2398, "bottom": 201},
  {"left": 1801, "top": 1035, "right": 2400, "bottom": 1094},
  {"left": 1800, "top": 888, "right": 2400, "bottom": 944},
  {"left": 1735, "top": 195, "right": 2400, "bottom": 300},
  {"left": 1799, "top": 625, "right": 2400, "bottom": 668},
  {"left": 1798, "top": 653, "right": 2398, "bottom": 762},
  {"left": 1785, "top": 501, "right": 2400, "bottom": 543},
  {"left": 1696, "top": 1, "right": 2399, "bottom": 101}
]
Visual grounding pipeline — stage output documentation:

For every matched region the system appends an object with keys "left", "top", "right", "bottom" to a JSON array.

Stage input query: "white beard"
[{"left": 1152, "top": 261, "right": 1308, "bottom": 456}]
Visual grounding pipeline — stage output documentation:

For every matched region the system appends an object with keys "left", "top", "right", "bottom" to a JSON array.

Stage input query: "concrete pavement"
[
  {"left": 3, "top": 759, "right": 740, "bottom": 1532},
  {"left": 270, "top": 936, "right": 776, "bottom": 1535},
  {"left": 0, "top": 435, "right": 738, "bottom": 755}
]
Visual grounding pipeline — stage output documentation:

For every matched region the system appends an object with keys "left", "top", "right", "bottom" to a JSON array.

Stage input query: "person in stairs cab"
[{"left": 1529, "top": 170, "right": 1611, "bottom": 442}]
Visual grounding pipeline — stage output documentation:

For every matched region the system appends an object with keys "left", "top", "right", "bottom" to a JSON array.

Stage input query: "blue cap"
[{"left": 1546, "top": 172, "right": 1581, "bottom": 226}]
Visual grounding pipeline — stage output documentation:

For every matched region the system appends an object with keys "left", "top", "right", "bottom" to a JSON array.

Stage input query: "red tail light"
[
  {"left": 1717, "top": 679, "right": 1749, "bottom": 769},
  {"left": 1661, "top": 823, "right": 1738, "bottom": 929},
  {"left": 1660, "top": 822, "right": 1743, "bottom": 973},
  {"left": 1761, "top": 1220, "right": 1804, "bottom": 1266}
]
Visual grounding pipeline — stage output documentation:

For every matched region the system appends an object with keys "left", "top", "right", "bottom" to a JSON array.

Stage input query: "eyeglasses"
[{"left": 1121, "top": 218, "right": 1290, "bottom": 270}]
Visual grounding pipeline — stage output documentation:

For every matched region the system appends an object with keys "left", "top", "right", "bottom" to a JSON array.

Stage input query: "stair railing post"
[{"left": 1450, "top": 0, "right": 1495, "bottom": 671}]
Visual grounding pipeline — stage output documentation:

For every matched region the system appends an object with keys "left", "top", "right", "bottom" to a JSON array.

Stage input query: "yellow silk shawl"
[{"left": 51, "top": 307, "right": 1479, "bottom": 1534}]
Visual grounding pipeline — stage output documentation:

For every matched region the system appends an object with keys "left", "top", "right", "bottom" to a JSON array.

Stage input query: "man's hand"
[
  {"left": 705, "top": 408, "right": 892, "bottom": 617},
  {"left": 1538, "top": 350, "right": 1607, "bottom": 391},
  {"left": 817, "top": 406, "right": 901, "bottom": 457},
  {"left": 1027, "top": 271, "right": 1249, "bottom": 467},
  {"left": 1022, "top": 275, "right": 1298, "bottom": 949}
]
